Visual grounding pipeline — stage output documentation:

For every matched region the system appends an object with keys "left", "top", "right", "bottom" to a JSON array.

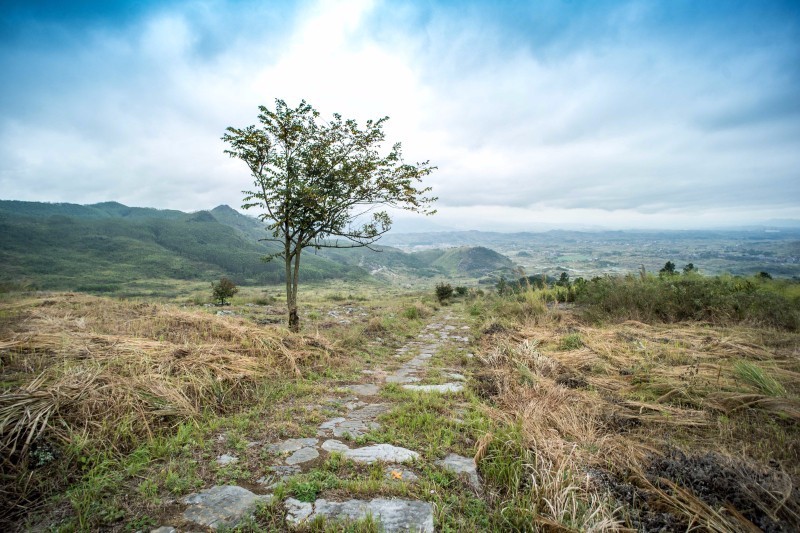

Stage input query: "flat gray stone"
[
  {"left": 321, "top": 439, "right": 350, "bottom": 453},
  {"left": 436, "top": 453, "right": 481, "bottom": 490},
  {"left": 402, "top": 383, "right": 464, "bottom": 393},
  {"left": 335, "top": 420, "right": 380, "bottom": 439},
  {"left": 285, "top": 447, "right": 319, "bottom": 465},
  {"left": 150, "top": 527, "right": 176, "bottom": 533},
  {"left": 349, "top": 403, "right": 389, "bottom": 420},
  {"left": 446, "top": 373, "right": 466, "bottom": 381},
  {"left": 257, "top": 465, "right": 301, "bottom": 487},
  {"left": 285, "top": 498, "right": 313, "bottom": 523},
  {"left": 318, "top": 417, "right": 347, "bottom": 431},
  {"left": 348, "top": 383, "right": 380, "bottom": 396},
  {"left": 285, "top": 497, "right": 433, "bottom": 532},
  {"left": 344, "top": 444, "right": 420, "bottom": 464},
  {"left": 384, "top": 465, "right": 419, "bottom": 483},
  {"left": 181, "top": 485, "right": 271, "bottom": 530},
  {"left": 268, "top": 438, "right": 319, "bottom": 454},
  {"left": 216, "top": 453, "right": 238, "bottom": 466}
]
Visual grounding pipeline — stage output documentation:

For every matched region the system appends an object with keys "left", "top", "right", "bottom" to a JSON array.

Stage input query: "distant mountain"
[
  {"left": 0, "top": 200, "right": 519, "bottom": 293},
  {"left": 428, "top": 246, "right": 514, "bottom": 276},
  {"left": 0, "top": 200, "right": 364, "bottom": 292}
]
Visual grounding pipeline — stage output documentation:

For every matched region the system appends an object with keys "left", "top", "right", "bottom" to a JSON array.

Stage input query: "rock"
[
  {"left": 181, "top": 485, "right": 271, "bottom": 530},
  {"left": 216, "top": 453, "right": 238, "bottom": 466},
  {"left": 348, "top": 383, "right": 381, "bottom": 396},
  {"left": 285, "top": 447, "right": 319, "bottom": 465},
  {"left": 402, "top": 383, "right": 464, "bottom": 393},
  {"left": 257, "top": 465, "right": 301, "bottom": 486},
  {"left": 446, "top": 373, "right": 466, "bottom": 381},
  {"left": 384, "top": 465, "right": 419, "bottom": 483},
  {"left": 285, "top": 497, "right": 434, "bottom": 532},
  {"left": 436, "top": 453, "right": 481, "bottom": 490},
  {"left": 268, "top": 438, "right": 319, "bottom": 454},
  {"left": 321, "top": 439, "right": 351, "bottom": 453},
  {"left": 285, "top": 498, "right": 314, "bottom": 523},
  {"left": 150, "top": 527, "right": 176, "bottom": 533},
  {"left": 344, "top": 444, "right": 420, "bottom": 464}
]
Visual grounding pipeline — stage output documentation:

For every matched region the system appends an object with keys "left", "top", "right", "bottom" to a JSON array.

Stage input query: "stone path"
[{"left": 161, "top": 311, "right": 481, "bottom": 531}]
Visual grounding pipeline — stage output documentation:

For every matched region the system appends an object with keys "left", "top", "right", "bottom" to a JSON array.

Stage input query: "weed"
[{"left": 733, "top": 361, "right": 786, "bottom": 396}]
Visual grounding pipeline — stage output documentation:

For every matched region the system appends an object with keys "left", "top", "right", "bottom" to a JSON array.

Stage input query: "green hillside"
[
  {"left": 0, "top": 201, "right": 364, "bottom": 292},
  {"left": 0, "top": 200, "right": 518, "bottom": 293},
  {"left": 430, "top": 246, "right": 514, "bottom": 276}
]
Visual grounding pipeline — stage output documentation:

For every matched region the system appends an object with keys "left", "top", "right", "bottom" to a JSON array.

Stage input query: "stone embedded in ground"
[
  {"left": 216, "top": 453, "right": 238, "bottom": 466},
  {"left": 257, "top": 465, "right": 301, "bottom": 487},
  {"left": 384, "top": 465, "right": 419, "bottom": 483},
  {"left": 285, "top": 446, "right": 319, "bottom": 465},
  {"left": 267, "top": 437, "right": 319, "bottom": 454},
  {"left": 348, "top": 383, "right": 380, "bottom": 396},
  {"left": 150, "top": 527, "right": 176, "bottom": 533},
  {"left": 446, "top": 372, "right": 466, "bottom": 381},
  {"left": 285, "top": 497, "right": 434, "bottom": 533},
  {"left": 181, "top": 485, "right": 271, "bottom": 530},
  {"left": 436, "top": 453, "right": 481, "bottom": 490},
  {"left": 318, "top": 417, "right": 347, "bottom": 433},
  {"left": 321, "top": 439, "right": 351, "bottom": 453},
  {"left": 344, "top": 443, "right": 420, "bottom": 464},
  {"left": 402, "top": 383, "right": 465, "bottom": 393}
]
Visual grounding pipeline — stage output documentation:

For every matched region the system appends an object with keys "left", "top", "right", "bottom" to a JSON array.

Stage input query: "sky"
[{"left": 1, "top": 0, "right": 799, "bottom": 231}]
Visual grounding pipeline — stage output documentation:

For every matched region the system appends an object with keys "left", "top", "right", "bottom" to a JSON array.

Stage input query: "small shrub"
[
  {"left": 559, "top": 333, "right": 583, "bottom": 350},
  {"left": 211, "top": 277, "right": 238, "bottom": 305},
  {"left": 455, "top": 286, "right": 468, "bottom": 296},
  {"left": 435, "top": 282, "right": 454, "bottom": 304}
]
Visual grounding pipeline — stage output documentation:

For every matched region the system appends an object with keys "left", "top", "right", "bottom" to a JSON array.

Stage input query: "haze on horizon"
[{"left": 1, "top": 0, "right": 799, "bottom": 231}]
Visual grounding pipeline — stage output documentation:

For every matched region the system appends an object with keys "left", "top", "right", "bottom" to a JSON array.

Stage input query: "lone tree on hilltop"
[
  {"left": 223, "top": 99, "right": 436, "bottom": 331},
  {"left": 212, "top": 277, "right": 238, "bottom": 305}
]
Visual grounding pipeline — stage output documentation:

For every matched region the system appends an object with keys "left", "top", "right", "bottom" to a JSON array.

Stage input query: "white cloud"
[{"left": 1, "top": 0, "right": 798, "bottom": 229}]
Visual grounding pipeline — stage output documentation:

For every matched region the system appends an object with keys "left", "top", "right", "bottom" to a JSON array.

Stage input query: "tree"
[
  {"left": 222, "top": 100, "right": 436, "bottom": 331},
  {"left": 212, "top": 277, "right": 238, "bottom": 305},
  {"left": 659, "top": 261, "right": 676, "bottom": 276},
  {"left": 682, "top": 263, "right": 696, "bottom": 274}
]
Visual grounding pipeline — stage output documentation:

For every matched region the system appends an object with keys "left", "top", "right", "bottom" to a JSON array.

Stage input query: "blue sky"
[{"left": 1, "top": 0, "right": 798, "bottom": 230}]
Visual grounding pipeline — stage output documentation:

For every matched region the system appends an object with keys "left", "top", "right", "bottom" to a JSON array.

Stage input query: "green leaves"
[{"left": 222, "top": 99, "right": 437, "bottom": 250}]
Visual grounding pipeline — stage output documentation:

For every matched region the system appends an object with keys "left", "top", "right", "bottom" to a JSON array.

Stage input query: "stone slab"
[
  {"left": 268, "top": 438, "right": 319, "bottom": 454},
  {"left": 348, "top": 384, "right": 381, "bottom": 396},
  {"left": 181, "top": 485, "right": 271, "bottom": 530},
  {"left": 344, "top": 444, "right": 420, "bottom": 464},
  {"left": 436, "top": 453, "right": 481, "bottom": 490},
  {"left": 285, "top": 497, "right": 434, "bottom": 533},
  {"left": 321, "top": 439, "right": 351, "bottom": 453},
  {"left": 402, "top": 383, "right": 464, "bottom": 393},
  {"left": 285, "top": 447, "right": 319, "bottom": 465}
]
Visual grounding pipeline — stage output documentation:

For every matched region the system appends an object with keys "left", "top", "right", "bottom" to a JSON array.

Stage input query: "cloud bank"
[{"left": 1, "top": 0, "right": 799, "bottom": 229}]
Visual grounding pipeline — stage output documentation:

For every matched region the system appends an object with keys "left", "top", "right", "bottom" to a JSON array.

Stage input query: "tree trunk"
[
  {"left": 289, "top": 247, "right": 302, "bottom": 332},
  {"left": 285, "top": 245, "right": 299, "bottom": 333}
]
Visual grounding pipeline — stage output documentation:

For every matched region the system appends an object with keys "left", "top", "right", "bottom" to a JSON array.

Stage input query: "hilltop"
[{"left": 0, "top": 200, "right": 517, "bottom": 294}]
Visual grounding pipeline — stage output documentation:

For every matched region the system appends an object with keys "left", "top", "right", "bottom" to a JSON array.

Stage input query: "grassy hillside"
[
  {"left": 0, "top": 201, "right": 364, "bottom": 292},
  {"left": 0, "top": 201, "right": 521, "bottom": 294},
  {"left": 430, "top": 246, "right": 514, "bottom": 276}
]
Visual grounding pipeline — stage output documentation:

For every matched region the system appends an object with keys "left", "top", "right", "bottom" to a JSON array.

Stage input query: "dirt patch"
[
  {"left": 647, "top": 449, "right": 799, "bottom": 532},
  {"left": 592, "top": 448, "right": 799, "bottom": 532}
]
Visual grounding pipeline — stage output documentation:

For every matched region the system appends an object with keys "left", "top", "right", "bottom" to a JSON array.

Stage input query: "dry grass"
[
  {"left": 475, "top": 308, "right": 800, "bottom": 531},
  {"left": 0, "top": 293, "right": 335, "bottom": 461}
]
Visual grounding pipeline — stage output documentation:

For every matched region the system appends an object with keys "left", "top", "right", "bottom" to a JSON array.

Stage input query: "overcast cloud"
[{"left": 1, "top": 0, "right": 798, "bottom": 230}]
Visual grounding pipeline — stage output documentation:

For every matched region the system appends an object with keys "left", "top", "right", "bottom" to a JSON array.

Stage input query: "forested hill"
[
  {"left": 0, "top": 200, "right": 517, "bottom": 292},
  {"left": 0, "top": 200, "right": 362, "bottom": 291}
]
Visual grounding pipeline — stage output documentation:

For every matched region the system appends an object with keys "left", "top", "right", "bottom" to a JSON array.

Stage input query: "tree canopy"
[{"left": 222, "top": 99, "right": 436, "bottom": 330}]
